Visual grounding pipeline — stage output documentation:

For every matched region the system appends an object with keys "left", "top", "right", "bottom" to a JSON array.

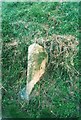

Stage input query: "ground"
[{"left": 2, "top": 2, "right": 79, "bottom": 118}]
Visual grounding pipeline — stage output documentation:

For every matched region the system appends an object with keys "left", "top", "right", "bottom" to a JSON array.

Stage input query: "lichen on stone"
[{"left": 27, "top": 43, "right": 48, "bottom": 82}]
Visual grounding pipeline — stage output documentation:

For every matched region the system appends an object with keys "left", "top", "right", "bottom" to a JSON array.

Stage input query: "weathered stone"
[
  {"left": 20, "top": 43, "right": 48, "bottom": 101},
  {"left": 26, "top": 43, "right": 48, "bottom": 99}
]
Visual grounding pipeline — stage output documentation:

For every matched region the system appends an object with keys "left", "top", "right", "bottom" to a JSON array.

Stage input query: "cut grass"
[{"left": 2, "top": 2, "right": 79, "bottom": 118}]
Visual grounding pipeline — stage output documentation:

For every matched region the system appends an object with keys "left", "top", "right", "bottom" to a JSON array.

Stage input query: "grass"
[{"left": 2, "top": 2, "right": 79, "bottom": 118}]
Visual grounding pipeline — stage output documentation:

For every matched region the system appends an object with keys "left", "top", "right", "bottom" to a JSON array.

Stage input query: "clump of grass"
[
  {"left": 46, "top": 34, "right": 78, "bottom": 77},
  {"left": 36, "top": 33, "right": 79, "bottom": 81}
]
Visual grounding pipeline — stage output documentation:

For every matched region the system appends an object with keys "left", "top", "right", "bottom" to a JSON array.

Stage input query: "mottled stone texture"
[{"left": 26, "top": 43, "right": 48, "bottom": 99}]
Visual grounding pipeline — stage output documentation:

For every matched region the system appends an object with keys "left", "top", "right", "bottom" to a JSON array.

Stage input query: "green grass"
[{"left": 2, "top": 2, "right": 79, "bottom": 118}]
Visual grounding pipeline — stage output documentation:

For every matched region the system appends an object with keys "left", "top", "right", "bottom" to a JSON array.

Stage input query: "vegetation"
[{"left": 2, "top": 2, "right": 79, "bottom": 118}]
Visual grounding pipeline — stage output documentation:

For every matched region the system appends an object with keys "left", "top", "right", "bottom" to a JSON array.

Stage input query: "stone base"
[{"left": 19, "top": 87, "right": 29, "bottom": 101}]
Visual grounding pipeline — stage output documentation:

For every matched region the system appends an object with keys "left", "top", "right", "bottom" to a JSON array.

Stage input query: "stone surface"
[{"left": 20, "top": 43, "right": 48, "bottom": 101}]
